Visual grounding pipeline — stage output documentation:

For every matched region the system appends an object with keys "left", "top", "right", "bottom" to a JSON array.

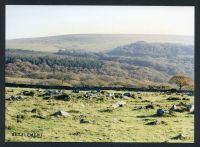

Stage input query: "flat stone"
[
  {"left": 50, "top": 111, "right": 70, "bottom": 117},
  {"left": 112, "top": 101, "right": 126, "bottom": 108}
]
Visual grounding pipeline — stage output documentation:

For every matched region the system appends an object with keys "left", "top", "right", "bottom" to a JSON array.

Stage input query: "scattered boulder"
[
  {"left": 50, "top": 111, "right": 70, "bottom": 117},
  {"left": 47, "top": 90, "right": 63, "bottom": 96},
  {"left": 90, "top": 90, "right": 98, "bottom": 94},
  {"left": 31, "top": 108, "right": 40, "bottom": 113},
  {"left": 133, "top": 106, "right": 144, "bottom": 110},
  {"left": 9, "top": 95, "right": 25, "bottom": 101},
  {"left": 185, "top": 104, "right": 194, "bottom": 112},
  {"left": 175, "top": 103, "right": 194, "bottom": 113},
  {"left": 185, "top": 92, "right": 194, "bottom": 96},
  {"left": 55, "top": 93, "right": 70, "bottom": 101},
  {"left": 166, "top": 91, "right": 172, "bottom": 95},
  {"left": 145, "top": 120, "right": 167, "bottom": 125},
  {"left": 112, "top": 101, "right": 126, "bottom": 108},
  {"left": 72, "top": 89, "right": 79, "bottom": 93},
  {"left": 114, "top": 93, "right": 123, "bottom": 98},
  {"left": 80, "top": 118, "right": 89, "bottom": 124},
  {"left": 101, "top": 91, "right": 109, "bottom": 95},
  {"left": 22, "top": 90, "right": 35, "bottom": 96},
  {"left": 170, "top": 104, "right": 191, "bottom": 113},
  {"left": 156, "top": 109, "right": 169, "bottom": 116},
  {"left": 133, "top": 104, "right": 154, "bottom": 110},
  {"left": 122, "top": 96, "right": 131, "bottom": 99},
  {"left": 170, "top": 105, "right": 177, "bottom": 111},
  {"left": 36, "top": 89, "right": 43, "bottom": 92},
  {"left": 171, "top": 134, "right": 186, "bottom": 140},
  {"left": 106, "top": 93, "right": 114, "bottom": 97},
  {"left": 123, "top": 92, "right": 131, "bottom": 97}
]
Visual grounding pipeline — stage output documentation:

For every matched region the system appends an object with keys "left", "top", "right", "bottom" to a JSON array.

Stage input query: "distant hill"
[
  {"left": 106, "top": 41, "right": 194, "bottom": 57},
  {"left": 6, "top": 34, "right": 194, "bottom": 52},
  {"left": 105, "top": 41, "right": 194, "bottom": 77}
]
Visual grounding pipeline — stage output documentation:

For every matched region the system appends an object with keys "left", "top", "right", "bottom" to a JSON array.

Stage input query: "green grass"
[{"left": 5, "top": 87, "right": 194, "bottom": 142}]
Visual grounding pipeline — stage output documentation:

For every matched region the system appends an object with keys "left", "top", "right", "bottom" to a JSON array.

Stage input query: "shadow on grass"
[{"left": 137, "top": 113, "right": 177, "bottom": 118}]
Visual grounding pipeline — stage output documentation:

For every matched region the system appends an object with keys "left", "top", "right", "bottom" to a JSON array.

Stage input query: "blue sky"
[{"left": 6, "top": 6, "right": 194, "bottom": 39}]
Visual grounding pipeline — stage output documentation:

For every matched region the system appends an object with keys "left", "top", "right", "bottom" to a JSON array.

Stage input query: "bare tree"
[{"left": 169, "top": 74, "right": 193, "bottom": 91}]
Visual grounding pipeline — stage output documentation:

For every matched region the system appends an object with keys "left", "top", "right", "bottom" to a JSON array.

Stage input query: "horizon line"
[{"left": 6, "top": 33, "right": 194, "bottom": 40}]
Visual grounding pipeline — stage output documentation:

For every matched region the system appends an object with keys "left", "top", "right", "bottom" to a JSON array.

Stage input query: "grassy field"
[{"left": 5, "top": 87, "right": 194, "bottom": 142}]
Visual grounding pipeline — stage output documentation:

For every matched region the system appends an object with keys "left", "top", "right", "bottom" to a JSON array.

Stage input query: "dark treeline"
[{"left": 6, "top": 50, "right": 103, "bottom": 70}]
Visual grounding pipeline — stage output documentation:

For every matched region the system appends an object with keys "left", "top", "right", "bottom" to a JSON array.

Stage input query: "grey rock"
[
  {"left": 47, "top": 90, "right": 63, "bottom": 96},
  {"left": 112, "top": 101, "right": 126, "bottom": 108},
  {"left": 80, "top": 118, "right": 89, "bottom": 124},
  {"left": 185, "top": 104, "right": 194, "bottom": 112},
  {"left": 123, "top": 92, "right": 131, "bottom": 97},
  {"left": 50, "top": 111, "right": 70, "bottom": 117},
  {"left": 171, "top": 134, "right": 186, "bottom": 140},
  {"left": 170, "top": 105, "right": 177, "bottom": 111},
  {"left": 156, "top": 109, "right": 168, "bottom": 116},
  {"left": 107, "top": 93, "right": 114, "bottom": 97}
]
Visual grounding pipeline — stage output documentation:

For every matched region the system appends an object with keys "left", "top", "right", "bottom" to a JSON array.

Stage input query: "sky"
[{"left": 6, "top": 5, "right": 194, "bottom": 39}]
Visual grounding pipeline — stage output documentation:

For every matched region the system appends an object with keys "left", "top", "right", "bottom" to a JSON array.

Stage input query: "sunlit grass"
[{"left": 5, "top": 87, "right": 194, "bottom": 142}]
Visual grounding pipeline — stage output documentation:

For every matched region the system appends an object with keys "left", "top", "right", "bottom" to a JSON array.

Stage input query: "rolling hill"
[
  {"left": 5, "top": 41, "right": 194, "bottom": 88},
  {"left": 6, "top": 34, "right": 194, "bottom": 52}
]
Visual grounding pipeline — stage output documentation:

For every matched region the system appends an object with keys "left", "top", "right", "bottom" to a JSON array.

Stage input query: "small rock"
[
  {"left": 145, "top": 104, "right": 154, "bottom": 109},
  {"left": 156, "top": 109, "right": 168, "bottom": 116},
  {"left": 170, "top": 105, "right": 177, "bottom": 111},
  {"left": 47, "top": 90, "right": 62, "bottom": 96},
  {"left": 106, "top": 93, "right": 114, "bottom": 97},
  {"left": 123, "top": 92, "right": 131, "bottom": 97},
  {"left": 31, "top": 108, "right": 38, "bottom": 113},
  {"left": 50, "top": 111, "right": 70, "bottom": 117},
  {"left": 185, "top": 92, "right": 193, "bottom": 96},
  {"left": 73, "top": 90, "right": 79, "bottom": 93},
  {"left": 146, "top": 120, "right": 167, "bottom": 125},
  {"left": 22, "top": 91, "right": 35, "bottom": 96},
  {"left": 80, "top": 118, "right": 89, "bottom": 124},
  {"left": 146, "top": 120, "right": 160, "bottom": 125},
  {"left": 112, "top": 101, "right": 126, "bottom": 108},
  {"left": 10, "top": 95, "right": 25, "bottom": 101},
  {"left": 185, "top": 104, "right": 194, "bottom": 112},
  {"left": 171, "top": 134, "right": 186, "bottom": 140},
  {"left": 114, "top": 93, "right": 123, "bottom": 98},
  {"left": 55, "top": 93, "right": 70, "bottom": 101},
  {"left": 122, "top": 96, "right": 131, "bottom": 99},
  {"left": 133, "top": 106, "right": 144, "bottom": 110}
]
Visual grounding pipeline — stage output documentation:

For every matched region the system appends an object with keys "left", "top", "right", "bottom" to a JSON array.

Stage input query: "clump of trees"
[
  {"left": 169, "top": 74, "right": 193, "bottom": 91},
  {"left": 5, "top": 49, "right": 194, "bottom": 89}
]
